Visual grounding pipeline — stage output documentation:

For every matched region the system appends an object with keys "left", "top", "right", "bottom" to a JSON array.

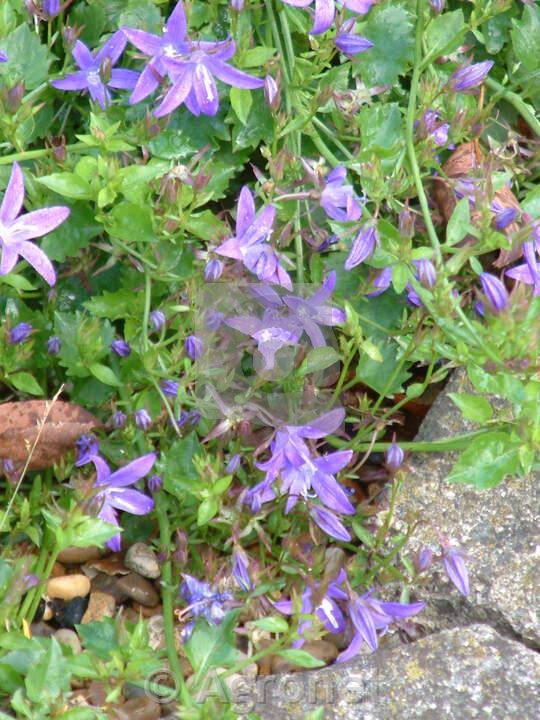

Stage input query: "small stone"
[
  {"left": 51, "top": 596, "right": 88, "bottom": 628},
  {"left": 30, "top": 621, "right": 55, "bottom": 637},
  {"left": 50, "top": 562, "right": 65, "bottom": 578},
  {"left": 91, "top": 572, "right": 129, "bottom": 603},
  {"left": 47, "top": 574, "right": 90, "bottom": 601},
  {"left": 57, "top": 546, "right": 101, "bottom": 564},
  {"left": 54, "top": 628, "right": 81, "bottom": 654},
  {"left": 125, "top": 543, "right": 160, "bottom": 579},
  {"left": 42, "top": 602, "right": 55, "bottom": 622},
  {"left": 117, "top": 573, "right": 159, "bottom": 607},
  {"left": 81, "top": 592, "right": 116, "bottom": 624},
  {"left": 112, "top": 696, "right": 161, "bottom": 720},
  {"left": 86, "top": 554, "right": 129, "bottom": 576}
]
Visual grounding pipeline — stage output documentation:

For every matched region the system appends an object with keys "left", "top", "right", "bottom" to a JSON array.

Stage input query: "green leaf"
[
  {"left": 276, "top": 649, "right": 325, "bottom": 669},
  {"left": 448, "top": 393, "right": 493, "bottom": 423},
  {"left": 299, "top": 347, "right": 340, "bottom": 375},
  {"left": 0, "top": 274, "right": 35, "bottom": 292},
  {"left": 25, "top": 638, "right": 69, "bottom": 703},
  {"left": 230, "top": 86, "right": 253, "bottom": 125},
  {"left": 163, "top": 433, "right": 202, "bottom": 496},
  {"left": 0, "top": 663, "right": 21, "bottom": 695},
  {"left": 356, "top": 6, "right": 415, "bottom": 86},
  {"left": 252, "top": 616, "right": 289, "bottom": 633},
  {"left": 448, "top": 432, "right": 521, "bottom": 488},
  {"left": 37, "top": 173, "right": 94, "bottom": 200},
  {"left": 0, "top": 24, "right": 51, "bottom": 89},
  {"left": 356, "top": 340, "right": 412, "bottom": 395},
  {"left": 76, "top": 619, "right": 118, "bottom": 661},
  {"left": 8, "top": 372, "right": 43, "bottom": 396},
  {"left": 446, "top": 198, "right": 471, "bottom": 246},
  {"left": 106, "top": 202, "right": 154, "bottom": 243},
  {"left": 41, "top": 203, "right": 101, "bottom": 262},
  {"left": 511, "top": 5, "right": 540, "bottom": 73},
  {"left": 358, "top": 103, "right": 403, "bottom": 163},
  {"left": 85, "top": 288, "right": 145, "bottom": 321},
  {"left": 425, "top": 10, "right": 465, "bottom": 60},
  {"left": 89, "top": 363, "right": 122, "bottom": 387},
  {"left": 241, "top": 47, "right": 276, "bottom": 67},
  {"left": 197, "top": 497, "right": 219, "bottom": 526},
  {"left": 184, "top": 611, "right": 242, "bottom": 677}
]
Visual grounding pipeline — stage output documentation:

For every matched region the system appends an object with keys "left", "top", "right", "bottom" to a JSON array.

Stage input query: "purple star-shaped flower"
[
  {"left": 255, "top": 408, "right": 354, "bottom": 515},
  {"left": 51, "top": 31, "right": 139, "bottom": 109},
  {"left": 0, "top": 162, "right": 69, "bottom": 286},
  {"left": 283, "top": 271, "right": 346, "bottom": 347},
  {"left": 505, "top": 238, "right": 540, "bottom": 296},
  {"left": 225, "top": 308, "right": 302, "bottom": 370},
  {"left": 216, "top": 186, "right": 292, "bottom": 289},
  {"left": 179, "top": 574, "right": 234, "bottom": 638},
  {"left": 337, "top": 591, "right": 425, "bottom": 662},
  {"left": 124, "top": 1, "right": 263, "bottom": 117},
  {"left": 0, "top": 52, "right": 7, "bottom": 63},
  {"left": 282, "top": 0, "right": 374, "bottom": 35},
  {"left": 275, "top": 568, "right": 348, "bottom": 646},
  {"left": 335, "top": 19, "right": 374, "bottom": 57},
  {"left": 320, "top": 166, "right": 362, "bottom": 223},
  {"left": 80, "top": 451, "right": 156, "bottom": 551}
]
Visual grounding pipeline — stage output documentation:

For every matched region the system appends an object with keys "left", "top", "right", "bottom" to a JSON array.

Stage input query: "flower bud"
[
  {"left": 344, "top": 223, "right": 378, "bottom": 271},
  {"left": 112, "top": 410, "right": 127, "bottom": 429},
  {"left": 147, "top": 475, "right": 163, "bottom": 494},
  {"left": 479, "top": 272, "right": 509, "bottom": 313},
  {"left": 135, "top": 409, "right": 152, "bottom": 431},
  {"left": 264, "top": 75, "right": 280, "bottom": 111},
  {"left": 204, "top": 258, "right": 223, "bottom": 282},
  {"left": 449, "top": 61, "right": 494, "bottom": 93},
  {"left": 150, "top": 309, "right": 166, "bottom": 332},
  {"left": 415, "top": 259, "right": 437, "bottom": 288},
  {"left": 9, "top": 322, "right": 33, "bottom": 345},
  {"left": 47, "top": 335, "right": 61, "bottom": 355},
  {"left": 185, "top": 334, "right": 203, "bottom": 360},
  {"left": 385, "top": 441, "right": 404, "bottom": 471},
  {"left": 414, "top": 547, "right": 434, "bottom": 572},
  {"left": 111, "top": 339, "right": 131, "bottom": 357},
  {"left": 442, "top": 546, "right": 470, "bottom": 596},
  {"left": 160, "top": 379, "right": 179, "bottom": 398}
]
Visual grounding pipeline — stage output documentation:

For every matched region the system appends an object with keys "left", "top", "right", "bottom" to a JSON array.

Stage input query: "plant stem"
[
  {"left": 0, "top": 142, "right": 91, "bottom": 165},
  {"left": 486, "top": 77, "right": 540, "bottom": 138},
  {"left": 406, "top": 0, "right": 442, "bottom": 266},
  {"left": 155, "top": 493, "right": 191, "bottom": 707}
]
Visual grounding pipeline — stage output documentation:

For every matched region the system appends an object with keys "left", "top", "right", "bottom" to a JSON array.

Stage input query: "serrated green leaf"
[
  {"left": 511, "top": 5, "right": 540, "bottom": 73},
  {"left": 76, "top": 619, "right": 118, "bottom": 660},
  {"left": 448, "top": 393, "right": 493, "bottom": 423},
  {"left": 0, "top": 24, "right": 51, "bottom": 89},
  {"left": 184, "top": 611, "right": 242, "bottom": 678},
  {"left": 25, "top": 638, "right": 69, "bottom": 703},
  {"left": 356, "top": 6, "right": 415, "bottom": 86},
  {"left": 448, "top": 432, "right": 521, "bottom": 488}
]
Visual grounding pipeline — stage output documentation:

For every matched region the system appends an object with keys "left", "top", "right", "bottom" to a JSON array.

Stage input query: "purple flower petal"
[
  {"left": 154, "top": 66, "right": 193, "bottom": 117},
  {"left": 9, "top": 207, "right": 70, "bottom": 241},
  {"left": 106, "top": 452, "right": 157, "bottom": 488},
  {"left": 310, "top": 506, "right": 351, "bottom": 542},
  {"left": 51, "top": 71, "right": 91, "bottom": 91},
  {"left": 236, "top": 186, "right": 256, "bottom": 238},
  {"left": 312, "top": 0, "right": 336, "bottom": 34},
  {"left": 108, "top": 487, "right": 155, "bottom": 515},
  {"left": 109, "top": 68, "right": 140, "bottom": 89},
  {"left": 15, "top": 241, "right": 56, "bottom": 286},
  {"left": 0, "top": 244, "right": 19, "bottom": 276},
  {"left": 122, "top": 28, "right": 163, "bottom": 56},
  {"left": 207, "top": 58, "right": 264, "bottom": 89},
  {"left": 336, "top": 631, "right": 364, "bottom": 663},
  {"left": 96, "top": 30, "right": 128, "bottom": 66},
  {"left": 0, "top": 162, "right": 24, "bottom": 224},
  {"left": 350, "top": 599, "right": 378, "bottom": 650},
  {"left": 72, "top": 40, "right": 93, "bottom": 70},
  {"left": 311, "top": 471, "right": 355, "bottom": 515}
]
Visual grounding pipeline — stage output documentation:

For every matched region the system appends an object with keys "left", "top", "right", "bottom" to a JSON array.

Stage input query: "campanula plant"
[{"left": 0, "top": 0, "right": 539, "bottom": 716}]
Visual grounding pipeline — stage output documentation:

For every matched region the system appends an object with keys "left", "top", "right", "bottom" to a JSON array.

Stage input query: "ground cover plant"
[{"left": 0, "top": 0, "right": 539, "bottom": 717}]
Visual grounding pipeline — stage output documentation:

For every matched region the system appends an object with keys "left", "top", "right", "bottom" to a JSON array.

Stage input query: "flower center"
[
  {"left": 86, "top": 70, "right": 101, "bottom": 86},
  {"left": 162, "top": 43, "right": 178, "bottom": 58}
]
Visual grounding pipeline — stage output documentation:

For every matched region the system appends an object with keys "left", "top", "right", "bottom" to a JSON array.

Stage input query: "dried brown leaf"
[{"left": 0, "top": 400, "right": 101, "bottom": 470}]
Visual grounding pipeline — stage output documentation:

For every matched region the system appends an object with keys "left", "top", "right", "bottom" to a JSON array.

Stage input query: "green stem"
[
  {"left": 312, "top": 116, "right": 353, "bottom": 160},
  {"left": 0, "top": 142, "right": 91, "bottom": 165},
  {"left": 349, "top": 426, "right": 505, "bottom": 453},
  {"left": 26, "top": 548, "right": 59, "bottom": 623},
  {"left": 406, "top": 0, "right": 442, "bottom": 266},
  {"left": 485, "top": 77, "right": 540, "bottom": 138},
  {"left": 155, "top": 494, "right": 191, "bottom": 707},
  {"left": 17, "top": 541, "right": 49, "bottom": 623},
  {"left": 142, "top": 272, "right": 152, "bottom": 354}
]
